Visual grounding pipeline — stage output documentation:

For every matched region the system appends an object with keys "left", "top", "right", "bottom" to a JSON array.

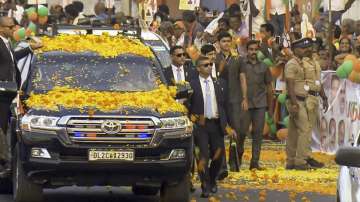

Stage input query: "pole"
[
  {"left": 248, "top": 0, "right": 253, "bottom": 38},
  {"left": 328, "top": 0, "right": 333, "bottom": 70}
]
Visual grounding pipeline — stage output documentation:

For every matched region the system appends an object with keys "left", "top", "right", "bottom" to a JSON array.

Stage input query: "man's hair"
[
  {"left": 196, "top": 55, "right": 211, "bottom": 67},
  {"left": 217, "top": 31, "right": 232, "bottom": 41},
  {"left": 170, "top": 45, "right": 183, "bottom": 55},
  {"left": 246, "top": 40, "right": 260, "bottom": 49},
  {"left": 228, "top": 3, "right": 240, "bottom": 16},
  {"left": 218, "top": 17, "right": 229, "bottom": 27},
  {"left": 72, "top": 1, "right": 84, "bottom": 12},
  {"left": 158, "top": 4, "right": 170, "bottom": 15},
  {"left": 201, "top": 44, "right": 216, "bottom": 55},
  {"left": 182, "top": 10, "right": 196, "bottom": 23},
  {"left": 260, "top": 23, "right": 275, "bottom": 36},
  {"left": 65, "top": 4, "right": 79, "bottom": 18}
]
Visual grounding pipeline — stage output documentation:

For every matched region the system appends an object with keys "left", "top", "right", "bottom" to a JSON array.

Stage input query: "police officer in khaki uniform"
[{"left": 285, "top": 38, "right": 329, "bottom": 170}]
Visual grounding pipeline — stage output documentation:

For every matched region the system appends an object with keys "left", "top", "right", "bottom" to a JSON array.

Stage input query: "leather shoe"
[
  {"left": 210, "top": 182, "right": 218, "bottom": 193},
  {"left": 201, "top": 191, "right": 210, "bottom": 198},
  {"left": 293, "top": 164, "right": 313, "bottom": 170},
  {"left": 217, "top": 170, "right": 228, "bottom": 180},
  {"left": 306, "top": 158, "right": 324, "bottom": 168},
  {"left": 285, "top": 164, "right": 295, "bottom": 170},
  {"left": 249, "top": 163, "right": 264, "bottom": 170}
]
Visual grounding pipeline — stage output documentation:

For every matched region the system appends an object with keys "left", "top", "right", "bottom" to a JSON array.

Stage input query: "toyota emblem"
[{"left": 101, "top": 120, "right": 122, "bottom": 134}]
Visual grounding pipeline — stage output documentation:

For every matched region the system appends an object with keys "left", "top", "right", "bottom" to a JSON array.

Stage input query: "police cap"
[{"left": 291, "top": 37, "right": 313, "bottom": 49}]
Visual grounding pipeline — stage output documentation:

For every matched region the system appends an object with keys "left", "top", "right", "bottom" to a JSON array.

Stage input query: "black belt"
[
  {"left": 296, "top": 91, "right": 320, "bottom": 101},
  {"left": 308, "top": 90, "right": 320, "bottom": 97},
  {"left": 205, "top": 118, "right": 219, "bottom": 122}
]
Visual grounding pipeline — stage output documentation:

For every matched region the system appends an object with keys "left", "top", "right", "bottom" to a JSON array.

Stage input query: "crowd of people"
[{"left": 0, "top": 0, "right": 359, "bottom": 198}]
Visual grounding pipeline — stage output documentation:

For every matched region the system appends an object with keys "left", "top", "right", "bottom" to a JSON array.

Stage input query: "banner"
[
  {"left": 179, "top": 0, "right": 200, "bottom": 10},
  {"left": 312, "top": 71, "right": 360, "bottom": 154}
]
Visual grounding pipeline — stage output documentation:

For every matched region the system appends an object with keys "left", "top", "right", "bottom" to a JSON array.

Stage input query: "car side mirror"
[
  {"left": 175, "top": 84, "right": 193, "bottom": 100},
  {"left": 335, "top": 147, "right": 360, "bottom": 167}
]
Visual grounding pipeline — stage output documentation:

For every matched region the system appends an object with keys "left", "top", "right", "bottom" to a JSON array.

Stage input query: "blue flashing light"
[
  {"left": 138, "top": 133, "right": 150, "bottom": 138},
  {"left": 74, "top": 132, "right": 84, "bottom": 137}
]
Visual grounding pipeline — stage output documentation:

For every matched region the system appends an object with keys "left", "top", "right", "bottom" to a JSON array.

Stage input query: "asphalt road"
[{"left": 0, "top": 186, "right": 336, "bottom": 202}]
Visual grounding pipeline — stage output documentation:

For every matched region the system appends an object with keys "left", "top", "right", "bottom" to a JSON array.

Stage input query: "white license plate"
[{"left": 88, "top": 150, "right": 134, "bottom": 161}]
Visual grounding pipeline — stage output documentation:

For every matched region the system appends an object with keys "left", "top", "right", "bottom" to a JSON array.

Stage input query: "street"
[
  {"left": 0, "top": 144, "right": 339, "bottom": 202},
  {"left": 0, "top": 186, "right": 336, "bottom": 202}
]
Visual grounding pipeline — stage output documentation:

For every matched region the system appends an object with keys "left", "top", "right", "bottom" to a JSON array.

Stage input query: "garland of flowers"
[
  {"left": 37, "top": 33, "right": 154, "bottom": 58},
  {"left": 26, "top": 85, "right": 187, "bottom": 114}
]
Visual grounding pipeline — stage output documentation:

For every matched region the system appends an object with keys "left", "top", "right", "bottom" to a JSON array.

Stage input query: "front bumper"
[{"left": 18, "top": 130, "right": 193, "bottom": 187}]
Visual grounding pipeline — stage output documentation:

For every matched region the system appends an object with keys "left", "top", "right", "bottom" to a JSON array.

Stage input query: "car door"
[{"left": 349, "top": 131, "right": 360, "bottom": 202}]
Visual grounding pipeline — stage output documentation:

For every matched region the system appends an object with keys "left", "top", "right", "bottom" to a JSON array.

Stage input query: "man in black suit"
[
  {"left": 188, "top": 56, "right": 235, "bottom": 198},
  {"left": 0, "top": 16, "right": 42, "bottom": 173},
  {"left": 164, "top": 45, "right": 196, "bottom": 85}
]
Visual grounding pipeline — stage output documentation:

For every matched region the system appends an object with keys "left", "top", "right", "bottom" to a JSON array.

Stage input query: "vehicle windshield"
[{"left": 29, "top": 51, "right": 161, "bottom": 93}]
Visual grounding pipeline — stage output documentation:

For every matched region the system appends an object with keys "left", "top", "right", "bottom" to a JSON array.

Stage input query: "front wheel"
[
  {"left": 160, "top": 174, "right": 190, "bottom": 202},
  {"left": 13, "top": 144, "right": 43, "bottom": 202}
]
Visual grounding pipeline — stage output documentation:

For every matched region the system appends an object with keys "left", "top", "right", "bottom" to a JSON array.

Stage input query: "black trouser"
[
  {"left": 0, "top": 100, "right": 11, "bottom": 134},
  {"left": 270, "top": 13, "right": 285, "bottom": 36},
  {"left": 237, "top": 107, "right": 266, "bottom": 166},
  {"left": 193, "top": 119, "right": 224, "bottom": 190},
  {"left": 0, "top": 99, "right": 11, "bottom": 163}
]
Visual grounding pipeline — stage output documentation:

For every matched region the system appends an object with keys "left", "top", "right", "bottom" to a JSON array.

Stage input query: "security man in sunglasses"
[
  {"left": 188, "top": 55, "right": 236, "bottom": 198},
  {"left": 164, "top": 45, "right": 197, "bottom": 85},
  {"left": 285, "top": 38, "right": 328, "bottom": 170},
  {"left": 0, "top": 17, "right": 42, "bottom": 175}
]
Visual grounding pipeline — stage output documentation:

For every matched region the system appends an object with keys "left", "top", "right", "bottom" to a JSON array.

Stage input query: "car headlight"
[
  {"left": 160, "top": 116, "right": 193, "bottom": 133},
  {"left": 21, "top": 115, "right": 60, "bottom": 132}
]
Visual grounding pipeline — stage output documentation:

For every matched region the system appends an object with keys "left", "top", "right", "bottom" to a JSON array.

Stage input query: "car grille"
[{"left": 65, "top": 117, "right": 156, "bottom": 144}]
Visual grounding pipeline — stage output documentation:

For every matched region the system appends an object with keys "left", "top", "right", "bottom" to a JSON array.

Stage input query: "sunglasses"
[
  {"left": 175, "top": 53, "right": 186, "bottom": 57},
  {"left": 200, "top": 63, "right": 213, "bottom": 67}
]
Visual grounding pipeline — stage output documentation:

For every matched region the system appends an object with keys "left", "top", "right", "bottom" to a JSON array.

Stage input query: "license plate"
[{"left": 88, "top": 150, "right": 134, "bottom": 161}]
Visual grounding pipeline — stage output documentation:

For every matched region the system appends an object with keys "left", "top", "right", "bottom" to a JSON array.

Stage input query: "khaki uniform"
[{"left": 284, "top": 57, "right": 321, "bottom": 166}]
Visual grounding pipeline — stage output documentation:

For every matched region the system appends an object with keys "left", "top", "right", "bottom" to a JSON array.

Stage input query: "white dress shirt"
[
  {"left": 270, "top": 0, "right": 286, "bottom": 15},
  {"left": 0, "top": 35, "right": 14, "bottom": 61},
  {"left": 199, "top": 76, "right": 218, "bottom": 119},
  {"left": 8, "top": 5, "right": 24, "bottom": 24},
  {"left": 211, "top": 63, "right": 217, "bottom": 79},
  {"left": 171, "top": 64, "right": 185, "bottom": 83},
  {"left": 323, "top": 0, "right": 347, "bottom": 11}
]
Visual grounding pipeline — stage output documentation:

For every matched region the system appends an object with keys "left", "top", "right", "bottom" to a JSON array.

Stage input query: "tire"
[
  {"left": 13, "top": 144, "right": 43, "bottom": 202},
  {"left": 160, "top": 174, "right": 190, "bottom": 202},
  {"left": 0, "top": 178, "right": 12, "bottom": 194},
  {"left": 132, "top": 185, "right": 159, "bottom": 196}
]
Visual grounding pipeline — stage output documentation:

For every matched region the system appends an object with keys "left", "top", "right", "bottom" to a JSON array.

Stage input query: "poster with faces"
[{"left": 312, "top": 71, "right": 360, "bottom": 154}]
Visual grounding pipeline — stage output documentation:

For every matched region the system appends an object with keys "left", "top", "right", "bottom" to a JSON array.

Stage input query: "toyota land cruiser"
[{"left": 5, "top": 26, "right": 193, "bottom": 202}]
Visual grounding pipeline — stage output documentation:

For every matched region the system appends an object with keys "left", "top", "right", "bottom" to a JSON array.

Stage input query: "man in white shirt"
[
  {"left": 201, "top": 44, "right": 218, "bottom": 79},
  {"left": 0, "top": 16, "right": 41, "bottom": 175},
  {"left": 164, "top": 46, "right": 196, "bottom": 85},
  {"left": 188, "top": 56, "right": 235, "bottom": 198},
  {"left": 266, "top": 0, "right": 287, "bottom": 36},
  {"left": 322, "top": 0, "right": 355, "bottom": 24}
]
